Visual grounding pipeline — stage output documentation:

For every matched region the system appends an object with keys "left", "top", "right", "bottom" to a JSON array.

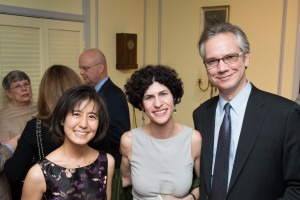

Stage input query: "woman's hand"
[{"left": 173, "top": 193, "right": 197, "bottom": 200}]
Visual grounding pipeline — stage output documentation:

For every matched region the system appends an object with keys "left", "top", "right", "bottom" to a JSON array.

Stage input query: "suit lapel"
[
  {"left": 228, "top": 86, "right": 267, "bottom": 192},
  {"left": 201, "top": 98, "right": 218, "bottom": 192}
]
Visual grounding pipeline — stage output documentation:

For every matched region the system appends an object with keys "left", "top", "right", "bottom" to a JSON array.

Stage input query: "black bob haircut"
[
  {"left": 124, "top": 65, "right": 184, "bottom": 111},
  {"left": 51, "top": 85, "right": 109, "bottom": 146}
]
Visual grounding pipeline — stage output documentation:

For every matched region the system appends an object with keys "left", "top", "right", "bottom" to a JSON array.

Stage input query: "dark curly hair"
[{"left": 124, "top": 65, "right": 183, "bottom": 110}]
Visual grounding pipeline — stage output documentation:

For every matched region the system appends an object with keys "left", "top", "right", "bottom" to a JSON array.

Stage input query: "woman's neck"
[
  {"left": 147, "top": 119, "right": 178, "bottom": 139},
  {"left": 61, "top": 141, "right": 90, "bottom": 158},
  {"left": 59, "top": 142, "right": 91, "bottom": 168}
]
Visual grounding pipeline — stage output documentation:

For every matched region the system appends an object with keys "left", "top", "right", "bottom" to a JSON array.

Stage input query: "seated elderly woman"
[{"left": 0, "top": 70, "right": 37, "bottom": 142}]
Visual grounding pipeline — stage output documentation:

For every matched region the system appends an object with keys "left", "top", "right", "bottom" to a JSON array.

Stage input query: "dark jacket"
[
  {"left": 193, "top": 85, "right": 300, "bottom": 200},
  {"left": 90, "top": 78, "right": 130, "bottom": 169}
]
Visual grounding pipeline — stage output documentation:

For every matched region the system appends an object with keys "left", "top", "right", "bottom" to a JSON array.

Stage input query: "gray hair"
[
  {"left": 198, "top": 22, "right": 250, "bottom": 60},
  {"left": 2, "top": 70, "right": 31, "bottom": 90}
]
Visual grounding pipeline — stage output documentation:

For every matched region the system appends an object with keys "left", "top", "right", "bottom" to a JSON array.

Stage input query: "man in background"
[
  {"left": 193, "top": 23, "right": 300, "bottom": 200},
  {"left": 0, "top": 134, "right": 20, "bottom": 200},
  {"left": 79, "top": 48, "right": 130, "bottom": 169}
]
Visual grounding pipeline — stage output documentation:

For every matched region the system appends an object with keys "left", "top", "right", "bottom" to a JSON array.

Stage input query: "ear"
[
  {"left": 4, "top": 90, "right": 11, "bottom": 99},
  {"left": 98, "top": 63, "right": 105, "bottom": 73},
  {"left": 244, "top": 52, "right": 250, "bottom": 68}
]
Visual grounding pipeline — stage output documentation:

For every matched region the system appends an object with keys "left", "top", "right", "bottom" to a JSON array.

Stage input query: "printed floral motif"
[{"left": 39, "top": 152, "right": 108, "bottom": 200}]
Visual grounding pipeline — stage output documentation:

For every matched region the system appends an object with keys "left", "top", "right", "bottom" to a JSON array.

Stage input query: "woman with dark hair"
[
  {"left": 5, "top": 65, "right": 83, "bottom": 200},
  {"left": 120, "top": 65, "right": 201, "bottom": 200},
  {"left": 0, "top": 70, "right": 37, "bottom": 141},
  {"left": 22, "top": 85, "right": 114, "bottom": 200}
]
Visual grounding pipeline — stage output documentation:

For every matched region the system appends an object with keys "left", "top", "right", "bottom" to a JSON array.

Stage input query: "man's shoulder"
[
  {"left": 99, "top": 80, "right": 127, "bottom": 107},
  {"left": 101, "top": 78, "right": 124, "bottom": 94},
  {"left": 193, "top": 96, "right": 219, "bottom": 115},
  {"left": 250, "top": 86, "right": 297, "bottom": 108}
]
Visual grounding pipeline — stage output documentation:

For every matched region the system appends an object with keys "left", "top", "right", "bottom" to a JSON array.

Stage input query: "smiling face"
[
  {"left": 204, "top": 32, "right": 250, "bottom": 101},
  {"left": 63, "top": 99, "right": 99, "bottom": 146},
  {"left": 142, "top": 82, "right": 175, "bottom": 126},
  {"left": 5, "top": 79, "right": 32, "bottom": 107}
]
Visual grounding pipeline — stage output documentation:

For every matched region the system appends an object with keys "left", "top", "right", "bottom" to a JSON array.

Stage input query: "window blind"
[{"left": 0, "top": 14, "right": 84, "bottom": 109}]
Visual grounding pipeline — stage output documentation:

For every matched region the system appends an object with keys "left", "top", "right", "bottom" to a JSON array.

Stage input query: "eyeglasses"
[
  {"left": 79, "top": 63, "right": 101, "bottom": 71},
  {"left": 204, "top": 52, "right": 244, "bottom": 68},
  {"left": 11, "top": 82, "right": 31, "bottom": 91}
]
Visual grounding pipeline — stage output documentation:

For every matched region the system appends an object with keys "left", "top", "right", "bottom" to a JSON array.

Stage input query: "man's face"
[
  {"left": 79, "top": 53, "right": 101, "bottom": 87},
  {"left": 204, "top": 32, "right": 250, "bottom": 99}
]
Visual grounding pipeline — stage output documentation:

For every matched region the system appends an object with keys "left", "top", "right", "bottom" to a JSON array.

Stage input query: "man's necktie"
[{"left": 210, "top": 103, "right": 231, "bottom": 200}]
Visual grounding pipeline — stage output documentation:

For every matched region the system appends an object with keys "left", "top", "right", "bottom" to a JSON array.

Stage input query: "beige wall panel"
[
  {"left": 97, "top": 0, "right": 144, "bottom": 128},
  {"left": 160, "top": 0, "right": 298, "bottom": 127},
  {"left": 0, "top": 0, "right": 82, "bottom": 14},
  {"left": 1, "top": 0, "right": 298, "bottom": 127},
  {"left": 281, "top": 0, "right": 299, "bottom": 99}
]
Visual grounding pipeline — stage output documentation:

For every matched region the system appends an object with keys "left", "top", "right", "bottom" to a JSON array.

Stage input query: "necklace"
[
  {"left": 60, "top": 146, "right": 89, "bottom": 168},
  {"left": 66, "top": 157, "right": 85, "bottom": 168}
]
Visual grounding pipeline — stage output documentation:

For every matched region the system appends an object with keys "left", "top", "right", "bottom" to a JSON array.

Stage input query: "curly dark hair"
[{"left": 124, "top": 65, "right": 184, "bottom": 110}]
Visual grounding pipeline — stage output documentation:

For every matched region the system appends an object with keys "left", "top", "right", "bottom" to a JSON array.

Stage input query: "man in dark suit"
[
  {"left": 193, "top": 23, "right": 300, "bottom": 200},
  {"left": 79, "top": 48, "right": 130, "bottom": 168}
]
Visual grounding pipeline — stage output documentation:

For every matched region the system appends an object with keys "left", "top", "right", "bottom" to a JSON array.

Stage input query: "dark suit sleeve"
[
  {"left": 281, "top": 104, "right": 300, "bottom": 199},
  {"left": 193, "top": 106, "right": 209, "bottom": 200},
  {"left": 4, "top": 119, "right": 36, "bottom": 182},
  {"left": 105, "top": 89, "right": 130, "bottom": 145},
  {"left": 193, "top": 107, "right": 202, "bottom": 134}
]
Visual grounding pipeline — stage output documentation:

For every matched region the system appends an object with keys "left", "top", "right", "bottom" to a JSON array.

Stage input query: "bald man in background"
[{"left": 79, "top": 48, "right": 130, "bottom": 168}]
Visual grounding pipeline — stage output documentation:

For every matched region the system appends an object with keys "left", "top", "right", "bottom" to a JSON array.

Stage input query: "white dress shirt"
[{"left": 212, "top": 81, "right": 252, "bottom": 188}]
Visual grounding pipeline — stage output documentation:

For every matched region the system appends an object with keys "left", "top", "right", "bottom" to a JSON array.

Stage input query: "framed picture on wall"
[{"left": 201, "top": 5, "right": 230, "bottom": 30}]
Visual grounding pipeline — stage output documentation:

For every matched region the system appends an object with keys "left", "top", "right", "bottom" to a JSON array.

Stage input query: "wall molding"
[
  {"left": 0, "top": 4, "right": 85, "bottom": 22},
  {"left": 82, "top": 0, "right": 90, "bottom": 50},
  {"left": 158, "top": 0, "right": 162, "bottom": 64},
  {"left": 277, "top": 0, "right": 288, "bottom": 95},
  {"left": 94, "top": 0, "right": 98, "bottom": 48},
  {"left": 292, "top": 0, "right": 300, "bottom": 100},
  {"left": 0, "top": 2, "right": 91, "bottom": 50}
]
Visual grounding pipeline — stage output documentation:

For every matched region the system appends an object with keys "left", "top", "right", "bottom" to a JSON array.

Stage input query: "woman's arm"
[
  {"left": 21, "top": 163, "right": 46, "bottom": 200},
  {"left": 174, "top": 129, "right": 201, "bottom": 200},
  {"left": 191, "top": 129, "right": 202, "bottom": 199},
  {"left": 192, "top": 130, "right": 201, "bottom": 178},
  {"left": 106, "top": 153, "right": 115, "bottom": 200},
  {"left": 184, "top": 129, "right": 202, "bottom": 200},
  {"left": 120, "top": 131, "right": 132, "bottom": 187}
]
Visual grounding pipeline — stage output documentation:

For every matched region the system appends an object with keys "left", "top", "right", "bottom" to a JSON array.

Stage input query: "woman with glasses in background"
[{"left": 0, "top": 70, "right": 37, "bottom": 142}]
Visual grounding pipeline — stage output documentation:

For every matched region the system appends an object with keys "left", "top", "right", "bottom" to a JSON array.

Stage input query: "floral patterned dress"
[{"left": 39, "top": 151, "right": 107, "bottom": 200}]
